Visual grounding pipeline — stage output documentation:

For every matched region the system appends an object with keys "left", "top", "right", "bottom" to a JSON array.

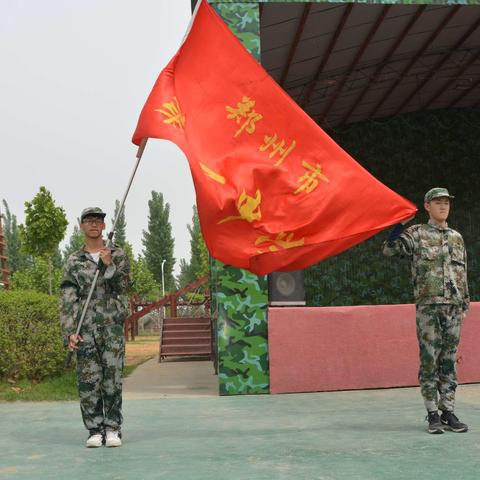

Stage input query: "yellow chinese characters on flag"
[{"left": 132, "top": 0, "right": 417, "bottom": 275}]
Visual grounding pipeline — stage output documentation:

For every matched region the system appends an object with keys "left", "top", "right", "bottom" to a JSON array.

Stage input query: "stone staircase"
[{"left": 160, "top": 316, "right": 213, "bottom": 360}]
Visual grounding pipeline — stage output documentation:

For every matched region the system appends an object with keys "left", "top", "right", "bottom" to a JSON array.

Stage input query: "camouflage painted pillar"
[{"left": 209, "top": 1, "right": 269, "bottom": 396}]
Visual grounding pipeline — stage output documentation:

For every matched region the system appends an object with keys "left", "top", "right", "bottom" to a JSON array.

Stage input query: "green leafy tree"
[
  {"left": 19, "top": 187, "right": 68, "bottom": 295},
  {"left": 10, "top": 256, "right": 62, "bottom": 295},
  {"left": 52, "top": 247, "right": 63, "bottom": 269},
  {"left": 188, "top": 206, "right": 209, "bottom": 280},
  {"left": 112, "top": 200, "right": 127, "bottom": 248},
  {"left": 123, "top": 243, "right": 160, "bottom": 301},
  {"left": 62, "top": 221, "right": 84, "bottom": 260},
  {"left": 177, "top": 258, "right": 193, "bottom": 289},
  {"left": 142, "top": 191, "right": 176, "bottom": 292},
  {"left": 1, "top": 200, "right": 29, "bottom": 272},
  {"left": 133, "top": 256, "right": 161, "bottom": 301},
  {"left": 177, "top": 206, "right": 209, "bottom": 288}
]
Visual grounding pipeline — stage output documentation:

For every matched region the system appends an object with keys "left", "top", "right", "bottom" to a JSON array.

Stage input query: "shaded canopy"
[{"left": 260, "top": 2, "right": 479, "bottom": 128}]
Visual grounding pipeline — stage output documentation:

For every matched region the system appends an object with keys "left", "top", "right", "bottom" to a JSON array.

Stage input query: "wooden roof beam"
[
  {"left": 318, "top": 5, "right": 392, "bottom": 124},
  {"left": 279, "top": 4, "right": 312, "bottom": 88},
  {"left": 301, "top": 4, "right": 354, "bottom": 109},
  {"left": 369, "top": 5, "right": 461, "bottom": 118},
  {"left": 446, "top": 75, "right": 480, "bottom": 107},
  {"left": 340, "top": 5, "right": 426, "bottom": 126},
  {"left": 393, "top": 15, "right": 480, "bottom": 116},
  {"left": 422, "top": 51, "right": 480, "bottom": 109}
]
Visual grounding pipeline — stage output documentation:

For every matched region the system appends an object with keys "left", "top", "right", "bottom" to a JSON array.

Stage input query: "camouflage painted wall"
[
  {"left": 209, "top": 2, "right": 270, "bottom": 396},
  {"left": 306, "top": 108, "right": 480, "bottom": 307},
  {"left": 212, "top": 3, "right": 261, "bottom": 59}
]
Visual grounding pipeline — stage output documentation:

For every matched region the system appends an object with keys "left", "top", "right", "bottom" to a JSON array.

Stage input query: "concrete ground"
[
  {"left": 123, "top": 358, "right": 218, "bottom": 399},
  {"left": 1, "top": 358, "right": 480, "bottom": 480}
]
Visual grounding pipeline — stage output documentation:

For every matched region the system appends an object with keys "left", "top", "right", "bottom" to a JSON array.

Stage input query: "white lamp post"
[{"left": 161, "top": 259, "right": 166, "bottom": 319}]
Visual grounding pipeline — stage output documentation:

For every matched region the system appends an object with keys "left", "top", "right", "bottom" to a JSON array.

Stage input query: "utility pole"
[
  {"left": 161, "top": 259, "right": 166, "bottom": 319},
  {"left": 0, "top": 205, "right": 10, "bottom": 290}
]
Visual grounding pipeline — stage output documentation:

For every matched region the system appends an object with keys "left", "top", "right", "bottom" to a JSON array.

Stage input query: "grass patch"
[
  {"left": 0, "top": 360, "right": 143, "bottom": 402},
  {"left": 0, "top": 336, "right": 156, "bottom": 402},
  {"left": 124, "top": 364, "right": 137, "bottom": 377},
  {"left": 128, "top": 335, "right": 158, "bottom": 343},
  {"left": 0, "top": 370, "right": 78, "bottom": 402},
  {"left": 126, "top": 334, "right": 159, "bottom": 344}
]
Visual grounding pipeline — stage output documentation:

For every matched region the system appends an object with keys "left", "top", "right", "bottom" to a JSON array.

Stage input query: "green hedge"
[
  {"left": 0, "top": 290, "right": 65, "bottom": 381},
  {"left": 305, "top": 108, "right": 480, "bottom": 306}
]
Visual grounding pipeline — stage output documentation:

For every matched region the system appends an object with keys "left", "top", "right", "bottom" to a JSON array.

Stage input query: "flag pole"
[
  {"left": 183, "top": 0, "right": 202, "bottom": 45},
  {"left": 64, "top": 138, "right": 148, "bottom": 368}
]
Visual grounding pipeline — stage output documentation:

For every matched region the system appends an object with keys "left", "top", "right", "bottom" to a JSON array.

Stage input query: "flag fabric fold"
[{"left": 132, "top": 0, "right": 417, "bottom": 275}]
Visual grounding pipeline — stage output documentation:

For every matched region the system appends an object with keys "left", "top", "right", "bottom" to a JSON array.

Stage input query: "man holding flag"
[{"left": 60, "top": 208, "right": 130, "bottom": 448}]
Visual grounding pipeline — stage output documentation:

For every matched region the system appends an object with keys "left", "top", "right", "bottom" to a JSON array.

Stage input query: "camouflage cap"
[
  {"left": 80, "top": 207, "right": 106, "bottom": 222},
  {"left": 424, "top": 187, "right": 454, "bottom": 203}
]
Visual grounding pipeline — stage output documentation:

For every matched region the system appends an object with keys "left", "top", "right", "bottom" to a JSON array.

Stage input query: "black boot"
[
  {"left": 440, "top": 411, "right": 468, "bottom": 433},
  {"left": 426, "top": 411, "right": 444, "bottom": 434}
]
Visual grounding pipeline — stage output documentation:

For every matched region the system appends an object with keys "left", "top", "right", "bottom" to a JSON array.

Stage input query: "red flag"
[{"left": 132, "top": 0, "right": 417, "bottom": 275}]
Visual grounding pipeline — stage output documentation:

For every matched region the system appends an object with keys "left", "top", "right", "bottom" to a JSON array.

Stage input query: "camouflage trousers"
[
  {"left": 76, "top": 323, "right": 125, "bottom": 433},
  {"left": 416, "top": 304, "right": 463, "bottom": 413}
]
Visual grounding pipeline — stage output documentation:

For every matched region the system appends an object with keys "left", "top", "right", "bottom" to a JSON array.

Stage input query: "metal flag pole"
[{"left": 64, "top": 138, "right": 148, "bottom": 368}]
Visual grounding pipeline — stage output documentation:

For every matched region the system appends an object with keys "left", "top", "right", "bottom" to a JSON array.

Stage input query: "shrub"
[{"left": 0, "top": 290, "right": 65, "bottom": 381}]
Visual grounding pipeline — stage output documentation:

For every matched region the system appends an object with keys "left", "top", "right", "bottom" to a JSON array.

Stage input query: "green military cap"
[
  {"left": 80, "top": 207, "right": 106, "bottom": 222},
  {"left": 424, "top": 187, "right": 454, "bottom": 203}
]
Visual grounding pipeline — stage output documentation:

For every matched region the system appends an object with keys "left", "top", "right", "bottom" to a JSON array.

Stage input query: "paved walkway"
[
  {"left": 123, "top": 358, "right": 218, "bottom": 399},
  {"left": 1, "top": 359, "right": 480, "bottom": 480}
]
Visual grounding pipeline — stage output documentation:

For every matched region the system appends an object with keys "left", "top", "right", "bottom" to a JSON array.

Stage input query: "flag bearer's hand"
[
  {"left": 99, "top": 248, "right": 112, "bottom": 266},
  {"left": 68, "top": 334, "right": 83, "bottom": 351}
]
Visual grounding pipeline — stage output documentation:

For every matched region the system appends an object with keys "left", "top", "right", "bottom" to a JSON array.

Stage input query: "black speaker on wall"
[{"left": 268, "top": 270, "right": 306, "bottom": 306}]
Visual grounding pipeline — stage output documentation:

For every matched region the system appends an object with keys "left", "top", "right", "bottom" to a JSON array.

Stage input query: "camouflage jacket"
[
  {"left": 383, "top": 220, "right": 469, "bottom": 309},
  {"left": 59, "top": 247, "right": 131, "bottom": 339}
]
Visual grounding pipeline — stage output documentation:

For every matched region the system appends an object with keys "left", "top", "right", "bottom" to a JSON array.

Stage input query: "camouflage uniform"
[
  {"left": 383, "top": 220, "right": 469, "bottom": 412},
  {"left": 60, "top": 247, "right": 130, "bottom": 434}
]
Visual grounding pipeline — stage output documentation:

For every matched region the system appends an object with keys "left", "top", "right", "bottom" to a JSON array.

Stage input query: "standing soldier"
[
  {"left": 60, "top": 207, "right": 130, "bottom": 448},
  {"left": 383, "top": 188, "right": 469, "bottom": 434}
]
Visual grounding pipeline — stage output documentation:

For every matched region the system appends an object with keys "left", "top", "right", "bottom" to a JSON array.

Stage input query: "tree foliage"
[
  {"left": 142, "top": 191, "right": 176, "bottom": 292},
  {"left": 19, "top": 187, "right": 68, "bottom": 258},
  {"left": 10, "top": 257, "right": 62, "bottom": 295},
  {"left": 124, "top": 243, "right": 160, "bottom": 301},
  {"left": 62, "top": 222, "right": 84, "bottom": 260},
  {"left": 19, "top": 187, "right": 68, "bottom": 294},
  {"left": 177, "top": 205, "right": 209, "bottom": 288},
  {"left": 112, "top": 199, "right": 127, "bottom": 248},
  {"left": 1, "top": 200, "right": 29, "bottom": 272},
  {"left": 188, "top": 206, "right": 209, "bottom": 279},
  {"left": 177, "top": 258, "right": 192, "bottom": 289},
  {"left": 52, "top": 247, "right": 63, "bottom": 269}
]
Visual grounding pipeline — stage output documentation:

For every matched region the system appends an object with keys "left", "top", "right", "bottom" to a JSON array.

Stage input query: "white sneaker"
[
  {"left": 86, "top": 433, "right": 103, "bottom": 448},
  {"left": 105, "top": 430, "right": 122, "bottom": 447}
]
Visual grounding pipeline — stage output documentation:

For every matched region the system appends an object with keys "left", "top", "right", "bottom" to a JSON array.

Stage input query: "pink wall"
[{"left": 268, "top": 302, "right": 480, "bottom": 394}]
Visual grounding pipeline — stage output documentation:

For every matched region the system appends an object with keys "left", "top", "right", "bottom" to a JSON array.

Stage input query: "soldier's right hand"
[{"left": 68, "top": 334, "right": 83, "bottom": 351}]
